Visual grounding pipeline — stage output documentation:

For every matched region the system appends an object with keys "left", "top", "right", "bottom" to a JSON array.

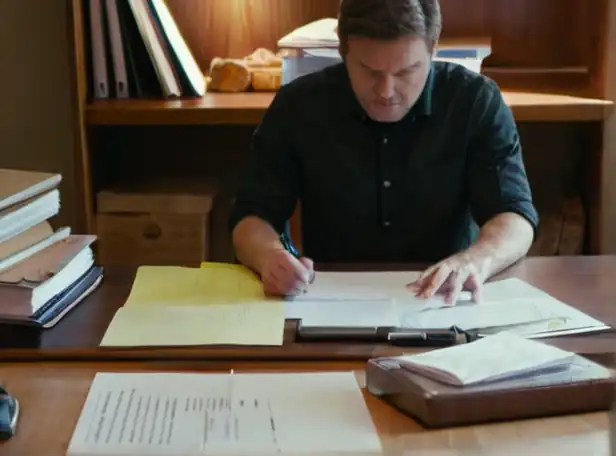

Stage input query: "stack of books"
[
  {"left": 86, "top": 0, "right": 205, "bottom": 100},
  {"left": 0, "top": 169, "right": 103, "bottom": 333}
]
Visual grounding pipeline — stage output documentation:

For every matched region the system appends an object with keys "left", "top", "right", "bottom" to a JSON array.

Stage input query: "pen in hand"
[{"left": 280, "top": 233, "right": 315, "bottom": 286}]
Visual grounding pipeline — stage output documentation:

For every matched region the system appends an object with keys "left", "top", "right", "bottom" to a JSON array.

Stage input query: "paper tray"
[{"left": 365, "top": 354, "right": 615, "bottom": 428}]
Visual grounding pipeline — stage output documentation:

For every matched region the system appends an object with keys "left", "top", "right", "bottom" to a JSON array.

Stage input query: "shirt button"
[
  {"left": 383, "top": 180, "right": 391, "bottom": 188},
  {"left": 383, "top": 221, "right": 391, "bottom": 227},
  {"left": 382, "top": 137, "right": 388, "bottom": 145}
]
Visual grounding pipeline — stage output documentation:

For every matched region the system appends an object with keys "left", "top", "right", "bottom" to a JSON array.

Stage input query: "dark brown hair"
[{"left": 338, "top": 0, "right": 442, "bottom": 48}]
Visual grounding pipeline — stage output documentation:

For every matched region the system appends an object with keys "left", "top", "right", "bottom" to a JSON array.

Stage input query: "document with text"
[{"left": 67, "top": 372, "right": 382, "bottom": 456}]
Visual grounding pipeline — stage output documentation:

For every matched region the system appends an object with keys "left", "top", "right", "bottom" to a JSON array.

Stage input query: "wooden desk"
[
  {"left": 2, "top": 256, "right": 616, "bottom": 362},
  {"left": 0, "top": 360, "right": 610, "bottom": 456}
]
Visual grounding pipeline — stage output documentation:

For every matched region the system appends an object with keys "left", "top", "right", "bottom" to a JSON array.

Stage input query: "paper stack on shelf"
[
  {"left": 277, "top": 18, "right": 492, "bottom": 85},
  {"left": 0, "top": 169, "right": 103, "bottom": 331}
]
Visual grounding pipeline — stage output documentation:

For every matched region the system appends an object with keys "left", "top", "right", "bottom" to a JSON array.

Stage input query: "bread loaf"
[
  {"left": 251, "top": 68, "right": 282, "bottom": 91},
  {"left": 207, "top": 58, "right": 251, "bottom": 92}
]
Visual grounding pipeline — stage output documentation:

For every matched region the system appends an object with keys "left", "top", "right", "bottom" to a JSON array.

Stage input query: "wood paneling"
[{"left": 162, "top": 0, "right": 608, "bottom": 94}]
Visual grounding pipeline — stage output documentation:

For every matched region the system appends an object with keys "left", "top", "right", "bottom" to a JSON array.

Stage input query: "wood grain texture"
[
  {"left": 68, "top": 0, "right": 94, "bottom": 233},
  {"left": 0, "top": 360, "right": 610, "bottom": 456},
  {"left": 84, "top": 91, "right": 614, "bottom": 125}
]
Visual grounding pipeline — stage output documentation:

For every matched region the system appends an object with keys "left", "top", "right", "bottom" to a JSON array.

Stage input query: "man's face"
[{"left": 342, "top": 35, "right": 433, "bottom": 123}]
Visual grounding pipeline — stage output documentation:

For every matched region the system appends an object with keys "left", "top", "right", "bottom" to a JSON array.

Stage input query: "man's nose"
[{"left": 375, "top": 74, "right": 395, "bottom": 100}]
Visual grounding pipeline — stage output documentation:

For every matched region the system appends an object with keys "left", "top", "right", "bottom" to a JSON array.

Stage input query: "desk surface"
[
  {"left": 0, "top": 360, "right": 610, "bottom": 456},
  {"left": 3, "top": 256, "right": 616, "bottom": 362}
]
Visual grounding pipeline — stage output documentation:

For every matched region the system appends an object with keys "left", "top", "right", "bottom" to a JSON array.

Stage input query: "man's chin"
[{"left": 366, "top": 107, "right": 408, "bottom": 123}]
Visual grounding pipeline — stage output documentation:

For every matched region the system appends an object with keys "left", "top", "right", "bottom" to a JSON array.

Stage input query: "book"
[
  {"left": 0, "top": 235, "right": 96, "bottom": 315},
  {"left": 389, "top": 331, "right": 576, "bottom": 386},
  {"left": 0, "top": 168, "right": 60, "bottom": 212}
]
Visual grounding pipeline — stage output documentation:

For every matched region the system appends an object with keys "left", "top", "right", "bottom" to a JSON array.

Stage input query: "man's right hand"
[{"left": 260, "top": 249, "right": 314, "bottom": 296}]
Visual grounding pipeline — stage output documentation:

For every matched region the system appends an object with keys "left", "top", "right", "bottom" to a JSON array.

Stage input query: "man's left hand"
[{"left": 407, "top": 252, "right": 491, "bottom": 304}]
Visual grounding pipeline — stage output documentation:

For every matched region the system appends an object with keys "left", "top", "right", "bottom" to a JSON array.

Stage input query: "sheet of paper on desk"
[
  {"left": 100, "top": 302, "right": 285, "bottom": 347},
  {"left": 400, "top": 297, "right": 561, "bottom": 330},
  {"left": 124, "top": 264, "right": 266, "bottom": 307},
  {"left": 286, "top": 299, "right": 400, "bottom": 327},
  {"left": 476, "top": 278, "right": 610, "bottom": 338},
  {"left": 67, "top": 371, "right": 382, "bottom": 456},
  {"left": 300, "top": 271, "right": 422, "bottom": 301}
]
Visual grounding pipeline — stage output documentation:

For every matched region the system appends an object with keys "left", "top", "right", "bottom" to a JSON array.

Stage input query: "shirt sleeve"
[
  {"left": 467, "top": 79, "right": 540, "bottom": 236},
  {"left": 229, "top": 87, "right": 301, "bottom": 235}
]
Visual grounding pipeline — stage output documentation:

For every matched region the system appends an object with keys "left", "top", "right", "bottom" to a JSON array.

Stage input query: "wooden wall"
[{"left": 162, "top": 0, "right": 608, "bottom": 95}]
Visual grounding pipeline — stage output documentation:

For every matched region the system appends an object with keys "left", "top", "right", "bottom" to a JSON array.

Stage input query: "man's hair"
[{"left": 338, "top": 0, "right": 442, "bottom": 48}]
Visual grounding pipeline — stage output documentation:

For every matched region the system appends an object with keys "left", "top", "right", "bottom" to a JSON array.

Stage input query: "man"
[{"left": 229, "top": 0, "right": 538, "bottom": 303}]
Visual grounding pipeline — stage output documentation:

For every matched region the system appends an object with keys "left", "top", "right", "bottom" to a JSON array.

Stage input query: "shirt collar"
[{"left": 337, "top": 62, "right": 435, "bottom": 122}]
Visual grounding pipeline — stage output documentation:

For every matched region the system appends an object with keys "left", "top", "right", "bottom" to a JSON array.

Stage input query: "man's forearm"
[
  {"left": 232, "top": 216, "right": 284, "bottom": 275},
  {"left": 465, "top": 212, "right": 535, "bottom": 279}
]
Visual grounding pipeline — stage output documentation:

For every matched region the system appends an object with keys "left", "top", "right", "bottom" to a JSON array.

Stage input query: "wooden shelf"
[{"left": 85, "top": 91, "right": 613, "bottom": 126}]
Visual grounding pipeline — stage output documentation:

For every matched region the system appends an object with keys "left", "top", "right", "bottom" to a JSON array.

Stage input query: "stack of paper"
[
  {"left": 278, "top": 18, "right": 339, "bottom": 49},
  {"left": 99, "top": 264, "right": 286, "bottom": 347},
  {"left": 67, "top": 371, "right": 382, "bottom": 456},
  {"left": 390, "top": 331, "right": 576, "bottom": 386}
]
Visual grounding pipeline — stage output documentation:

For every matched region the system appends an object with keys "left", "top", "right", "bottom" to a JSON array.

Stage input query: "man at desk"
[{"left": 229, "top": 0, "right": 539, "bottom": 303}]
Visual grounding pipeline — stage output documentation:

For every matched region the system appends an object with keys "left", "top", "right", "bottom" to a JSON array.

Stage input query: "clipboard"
[{"left": 296, "top": 323, "right": 478, "bottom": 347}]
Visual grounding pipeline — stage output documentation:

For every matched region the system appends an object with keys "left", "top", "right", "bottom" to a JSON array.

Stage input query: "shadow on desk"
[{"left": 1, "top": 257, "right": 616, "bottom": 366}]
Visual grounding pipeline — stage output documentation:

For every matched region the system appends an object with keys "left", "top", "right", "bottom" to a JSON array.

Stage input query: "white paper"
[
  {"left": 288, "top": 274, "right": 609, "bottom": 338},
  {"left": 277, "top": 18, "right": 339, "bottom": 48},
  {"left": 400, "top": 298, "right": 560, "bottom": 330},
  {"left": 300, "top": 271, "right": 422, "bottom": 301},
  {"left": 67, "top": 372, "right": 382, "bottom": 456},
  {"left": 286, "top": 299, "right": 399, "bottom": 327},
  {"left": 478, "top": 278, "right": 609, "bottom": 337},
  {"left": 394, "top": 331, "right": 575, "bottom": 386}
]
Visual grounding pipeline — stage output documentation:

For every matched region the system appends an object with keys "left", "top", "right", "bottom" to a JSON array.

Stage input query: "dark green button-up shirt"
[{"left": 230, "top": 61, "right": 539, "bottom": 263}]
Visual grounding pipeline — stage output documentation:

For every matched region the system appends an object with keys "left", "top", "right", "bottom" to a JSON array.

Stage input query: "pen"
[
  {"left": 280, "top": 233, "right": 315, "bottom": 285},
  {"left": 280, "top": 232, "right": 300, "bottom": 258}
]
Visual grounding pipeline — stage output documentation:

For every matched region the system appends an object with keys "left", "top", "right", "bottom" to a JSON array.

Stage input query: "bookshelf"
[
  {"left": 86, "top": 92, "right": 613, "bottom": 125},
  {"left": 67, "top": 0, "right": 615, "bottom": 265}
]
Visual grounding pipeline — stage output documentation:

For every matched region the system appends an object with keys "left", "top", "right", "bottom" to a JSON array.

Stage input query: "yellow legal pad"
[
  {"left": 124, "top": 263, "right": 266, "bottom": 306},
  {"left": 99, "top": 264, "right": 285, "bottom": 347},
  {"left": 99, "top": 302, "right": 285, "bottom": 347}
]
